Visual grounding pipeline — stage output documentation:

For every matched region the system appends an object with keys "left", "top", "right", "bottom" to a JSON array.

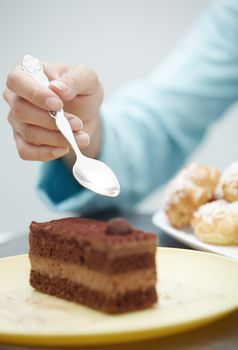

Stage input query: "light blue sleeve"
[{"left": 38, "top": 0, "right": 238, "bottom": 215}]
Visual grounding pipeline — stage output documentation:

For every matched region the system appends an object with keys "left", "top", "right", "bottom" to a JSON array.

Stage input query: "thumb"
[{"left": 49, "top": 65, "right": 99, "bottom": 102}]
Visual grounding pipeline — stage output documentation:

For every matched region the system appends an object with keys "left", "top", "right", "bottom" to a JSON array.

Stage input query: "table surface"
[{"left": 0, "top": 212, "right": 237, "bottom": 350}]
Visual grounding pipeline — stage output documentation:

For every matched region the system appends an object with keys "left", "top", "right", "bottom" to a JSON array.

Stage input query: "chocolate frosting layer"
[{"left": 30, "top": 217, "right": 157, "bottom": 247}]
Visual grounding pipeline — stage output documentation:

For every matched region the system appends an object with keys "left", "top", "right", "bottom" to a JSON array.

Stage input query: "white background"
[{"left": 0, "top": 0, "right": 237, "bottom": 233}]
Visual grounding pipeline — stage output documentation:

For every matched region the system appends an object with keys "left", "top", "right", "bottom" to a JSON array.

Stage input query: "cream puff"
[
  {"left": 165, "top": 163, "right": 220, "bottom": 228},
  {"left": 217, "top": 162, "right": 238, "bottom": 202},
  {"left": 191, "top": 200, "right": 238, "bottom": 245}
]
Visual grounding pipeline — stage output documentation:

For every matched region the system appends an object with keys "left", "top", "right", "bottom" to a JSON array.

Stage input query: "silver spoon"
[{"left": 21, "top": 55, "right": 120, "bottom": 197}]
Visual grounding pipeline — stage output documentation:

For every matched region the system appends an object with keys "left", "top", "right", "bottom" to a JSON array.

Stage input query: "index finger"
[{"left": 6, "top": 64, "right": 63, "bottom": 111}]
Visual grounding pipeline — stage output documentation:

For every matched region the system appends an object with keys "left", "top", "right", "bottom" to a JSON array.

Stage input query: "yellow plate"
[{"left": 0, "top": 248, "right": 238, "bottom": 347}]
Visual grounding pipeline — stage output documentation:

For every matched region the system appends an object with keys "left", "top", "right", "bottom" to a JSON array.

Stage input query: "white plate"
[{"left": 152, "top": 210, "right": 238, "bottom": 260}]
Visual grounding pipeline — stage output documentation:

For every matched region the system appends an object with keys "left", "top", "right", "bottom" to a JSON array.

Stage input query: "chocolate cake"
[{"left": 29, "top": 217, "right": 158, "bottom": 313}]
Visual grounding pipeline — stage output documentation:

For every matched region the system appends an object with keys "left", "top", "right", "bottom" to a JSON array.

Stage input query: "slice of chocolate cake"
[{"left": 29, "top": 217, "right": 158, "bottom": 314}]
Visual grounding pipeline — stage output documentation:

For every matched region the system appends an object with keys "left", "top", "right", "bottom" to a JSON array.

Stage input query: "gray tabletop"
[{"left": 0, "top": 212, "right": 237, "bottom": 350}]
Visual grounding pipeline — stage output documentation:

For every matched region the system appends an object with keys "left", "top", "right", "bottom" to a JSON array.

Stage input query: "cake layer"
[
  {"left": 30, "top": 218, "right": 157, "bottom": 252},
  {"left": 29, "top": 232, "right": 156, "bottom": 273},
  {"left": 30, "top": 255, "right": 156, "bottom": 295},
  {"left": 30, "top": 270, "right": 158, "bottom": 314}
]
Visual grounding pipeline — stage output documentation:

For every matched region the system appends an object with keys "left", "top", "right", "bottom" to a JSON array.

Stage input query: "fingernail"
[
  {"left": 75, "top": 132, "right": 90, "bottom": 146},
  {"left": 45, "top": 97, "right": 62, "bottom": 110},
  {"left": 52, "top": 148, "right": 69, "bottom": 157},
  {"left": 68, "top": 118, "right": 83, "bottom": 131},
  {"left": 50, "top": 80, "right": 68, "bottom": 91}
]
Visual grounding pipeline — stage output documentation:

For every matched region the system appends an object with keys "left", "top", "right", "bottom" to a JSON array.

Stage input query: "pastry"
[
  {"left": 29, "top": 217, "right": 158, "bottom": 314},
  {"left": 165, "top": 163, "right": 220, "bottom": 228},
  {"left": 217, "top": 162, "right": 238, "bottom": 202},
  {"left": 191, "top": 200, "right": 238, "bottom": 245}
]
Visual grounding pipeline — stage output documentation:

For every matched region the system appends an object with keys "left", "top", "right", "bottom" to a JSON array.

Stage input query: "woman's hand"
[{"left": 3, "top": 62, "right": 103, "bottom": 162}]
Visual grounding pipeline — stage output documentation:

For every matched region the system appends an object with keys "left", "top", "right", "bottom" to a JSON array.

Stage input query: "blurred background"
[{"left": 0, "top": 0, "right": 238, "bottom": 233}]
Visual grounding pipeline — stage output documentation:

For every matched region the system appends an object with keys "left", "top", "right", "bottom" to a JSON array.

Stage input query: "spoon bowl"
[{"left": 73, "top": 157, "right": 120, "bottom": 197}]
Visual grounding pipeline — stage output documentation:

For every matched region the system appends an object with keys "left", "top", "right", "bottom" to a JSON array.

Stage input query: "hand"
[{"left": 3, "top": 62, "right": 103, "bottom": 162}]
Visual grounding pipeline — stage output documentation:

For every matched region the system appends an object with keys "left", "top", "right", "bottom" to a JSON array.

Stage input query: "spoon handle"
[
  {"left": 21, "top": 55, "right": 49, "bottom": 86},
  {"left": 21, "top": 55, "right": 82, "bottom": 159},
  {"left": 52, "top": 110, "right": 82, "bottom": 158}
]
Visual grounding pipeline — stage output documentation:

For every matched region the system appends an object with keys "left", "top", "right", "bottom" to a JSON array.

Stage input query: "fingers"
[
  {"left": 4, "top": 87, "right": 83, "bottom": 131},
  {"left": 48, "top": 64, "right": 103, "bottom": 122},
  {"left": 43, "top": 62, "right": 69, "bottom": 80},
  {"left": 8, "top": 110, "right": 89, "bottom": 147},
  {"left": 13, "top": 127, "right": 90, "bottom": 162},
  {"left": 4, "top": 88, "right": 57, "bottom": 130},
  {"left": 10, "top": 117, "right": 70, "bottom": 148},
  {"left": 9, "top": 113, "right": 89, "bottom": 148},
  {"left": 13, "top": 131, "right": 69, "bottom": 161},
  {"left": 75, "top": 132, "right": 90, "bottom": 147},
  {"left": 6, "top": 64, "right": 63, "bottom": 110},
  {"left": 49, "top": 64, "right": 100, "bottom": 101}
]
